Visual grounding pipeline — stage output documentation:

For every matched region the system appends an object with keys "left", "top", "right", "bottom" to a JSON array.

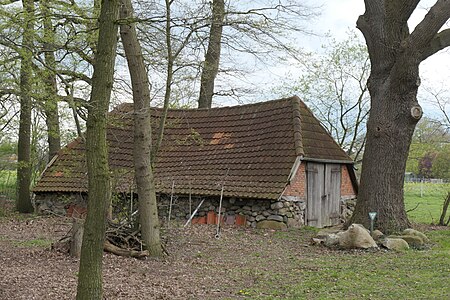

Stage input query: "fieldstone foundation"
[
  {"left": 34, "top": 192, "right": 356, "bottom": 229},
  {"left": 157, "top": 195, "right": 306, "bottom": 228}
]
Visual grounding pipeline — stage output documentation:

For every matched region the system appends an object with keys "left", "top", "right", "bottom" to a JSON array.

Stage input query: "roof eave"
[{"left": 301, "top": 157, "right": 354, "bottom": 164}]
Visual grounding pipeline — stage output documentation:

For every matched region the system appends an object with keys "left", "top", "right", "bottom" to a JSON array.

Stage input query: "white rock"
[{"left": 337, "top": 224, "right": 378, "bottom": 249}]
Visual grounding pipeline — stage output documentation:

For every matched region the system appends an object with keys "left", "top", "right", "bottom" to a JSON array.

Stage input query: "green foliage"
[
  {"left": 0, "top": 170, "right": 16, "bottom": 201},
  {"left": 406, "top": 117, "right": 450, "bottom": 178},
  {"left": 273, "top": 30, "right": 370, "bottom": 162},
  {"left": 432, "top": 146, "right": 450, "bottom": 180},
  {"left": 0, "top": 142, "right": 17, "bottom": 170},
  {"left": 404, "top": 182, "right": 450, "bottom": 224}
]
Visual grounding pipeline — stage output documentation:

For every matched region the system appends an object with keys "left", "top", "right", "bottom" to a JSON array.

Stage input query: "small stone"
[
  {"left": 251, "top": 211, "right": 258, "bottom": 216},
  {"left": 242, "top": 206, "right": 251, "bottom": 211},
  {"left": 267, "top": 215, "right": 284, "bottom": 222},
  {"left": 297, "top": 202, "right": 306, "bottom": 210},
  {"left": 278, "top": 208, "right": 289, "bottom": 215},
  {"left": 229, "top": 197, "right": 236, "bottom": 204},
  {"left": 256, "top": 215, "right": 265, "bottom": 222},
  {"left": 270, "top": 202, "right": 284, "bottom": 210},
  {"left": 251, "top": 205, "right": 261, "bottom": 212},
  {"left": 262, "top": 211, "right": 270, "bottom": 217},
  {"left": 247, "top": 216, "right": 256, "bottom": 222},
  {"left": 285, "top": 212, "right": 293, "bottom": 218}
]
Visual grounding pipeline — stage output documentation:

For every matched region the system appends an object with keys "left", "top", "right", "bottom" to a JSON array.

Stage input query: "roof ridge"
[
  {"left": 110, "top": 97, "right": 297, "bottom": 114},
  {"left": 291, "top": 96, "right": 304, "bottom": 156}
]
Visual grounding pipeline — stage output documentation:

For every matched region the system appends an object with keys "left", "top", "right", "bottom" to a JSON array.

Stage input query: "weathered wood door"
[{"left": 306, "top": 163, "right": 341, "bottom": 228}]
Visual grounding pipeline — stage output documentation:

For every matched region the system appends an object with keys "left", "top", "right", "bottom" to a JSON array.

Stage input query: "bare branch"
[
  {"left": 410, "top": 0, "right": 450, "bottom": 55},
  {"left": 421, "top": 28, "right": 450, "bottom": 61}
]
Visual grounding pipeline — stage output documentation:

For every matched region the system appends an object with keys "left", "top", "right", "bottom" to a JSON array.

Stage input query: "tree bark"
[
  {"left": 69, "top": 218, "right": 84, "bottom": 258},
  {"left": 41, "top": 0, "right": 61, "bottom": 160},
  {"left": 16, "top": 0, "right": 35, "bottom": 213},
  {"left": 198, "top": 0, "right": 225, "bottom": 108},
  {"left": 75, "top": 0, "right": 119, "bottom": 299},
  {"left": 119, "top": 0, "right": 164, "bottom": 257},
  {"left": 349, "top": 0, "right": 450, "bottom": 233}
]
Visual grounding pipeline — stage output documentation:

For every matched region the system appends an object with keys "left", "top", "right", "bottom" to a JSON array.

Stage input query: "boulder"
[
  {"left": 324, "top": 233, "right": 340, "bottom": 247},
  {"left": 371, "top": 230, "right": 384, "bottom": 241},
  {"left": 402, "top": 228, "right": 429, "bottom": 243},
  {"left": 256, "top": 220, "right": 287, "bottom": 230},
  {"left": 337, "top": 224, "right": 378, "bottom": 249},
  {"left": 389, "top": 235, "right": 424, "bottom": 248},
  {"left": 382, "top": 238, "right": 410, "bottom": 251}
]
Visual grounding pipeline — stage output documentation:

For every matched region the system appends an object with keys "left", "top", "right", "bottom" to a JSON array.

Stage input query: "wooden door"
[{"left": 306, "top": 163, "right": 341, "bottom": 228}]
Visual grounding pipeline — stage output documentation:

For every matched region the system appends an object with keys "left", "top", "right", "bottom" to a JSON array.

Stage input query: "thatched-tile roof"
[{"left": 33, "top": 96, "right": 352, "bottom": 200}]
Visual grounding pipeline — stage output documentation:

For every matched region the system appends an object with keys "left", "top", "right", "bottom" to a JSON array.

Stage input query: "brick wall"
[
  {"left": 341, "top": 165, "right": 356, "bottom": 197},
  {"left": 284, "top": 162, "right": 306, "bottom": 198}
]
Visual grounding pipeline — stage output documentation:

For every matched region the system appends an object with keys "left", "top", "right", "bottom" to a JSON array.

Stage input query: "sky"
[{"left": 248, "top": 0, "right": 449, "bottom": 118}]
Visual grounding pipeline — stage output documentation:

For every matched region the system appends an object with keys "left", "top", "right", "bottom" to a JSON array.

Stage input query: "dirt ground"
[{"left": 0, "top": 204, "right": 325, "bottom": 300}]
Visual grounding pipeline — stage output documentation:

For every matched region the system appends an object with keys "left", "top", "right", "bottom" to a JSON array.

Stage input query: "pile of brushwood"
[{"left": 52, "top": 219, "right": 150, "bottom": 258}]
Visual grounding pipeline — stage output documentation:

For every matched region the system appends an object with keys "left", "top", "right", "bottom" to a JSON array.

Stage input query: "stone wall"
[
  {"left": 34, "top": 191, "right": 355, "bottom": 229},
  {"left": 34, "top": 192, "right": 87, "bottom": 216},
  {"left": 157, "top": 195, "right": 306, "bottom": 228}
]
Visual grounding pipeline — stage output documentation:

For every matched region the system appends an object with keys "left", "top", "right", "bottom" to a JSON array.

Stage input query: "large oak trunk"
[
  {"left": 349, "top": 76, "right": 420, "bottom": 232},
  {"left": 348, "top": 1, "right": 450, "bottom": 233}
]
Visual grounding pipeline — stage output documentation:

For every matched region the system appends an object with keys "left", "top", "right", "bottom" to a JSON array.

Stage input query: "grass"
[
  {"left": 13, "top": 238, "right": 53, "bottom": 248},
  {"left": 233, "top": 229, "right": 450, "bottom": 300},
  {"left": 0, "top": 170, "right": 16, "bottom": 201},
  {"left": 404, "top": 182, "right": 449, "bottom": 224}
]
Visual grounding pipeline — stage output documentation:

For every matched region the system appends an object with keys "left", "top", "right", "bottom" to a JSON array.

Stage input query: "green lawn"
[
  {"left": 234, "top": 229, "right": 450, "bottom": 300},
  {"left": 404, "top": 182, "right": 449, "bottom": 224}
]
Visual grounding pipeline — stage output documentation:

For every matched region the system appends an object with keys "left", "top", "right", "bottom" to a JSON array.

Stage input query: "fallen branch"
[{"left": 104, "top": 240, "right": 149, "bottom": 258}]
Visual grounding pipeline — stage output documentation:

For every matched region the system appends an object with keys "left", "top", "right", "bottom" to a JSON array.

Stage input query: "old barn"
[{"left": 33, "top": 96, "right": 358, "bottom": 228}]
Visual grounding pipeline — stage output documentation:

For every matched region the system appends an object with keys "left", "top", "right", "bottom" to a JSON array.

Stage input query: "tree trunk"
[
  {"left": 69, "top": 219, "right": 84, "bottom": 258},
  {"left": 75, "top": 0, "right": 119, "bottom": 299},
  {"left": 198, "top": 0, "right": 224, "bottom": 108},
  {"left": 41, "top": 0, "right": 61, "bottom": 160},
  {"left": 349, "top": 77, "right": 418, "bottom": 232},
  {"left": 16, "top": 0, "right": 35, "bottom": 213},
  {"left": 349, "top": 1, "right": 450, "bottom": 233},
  {"left": 119, "top": 0, "right": 164, "bottom": 257}
]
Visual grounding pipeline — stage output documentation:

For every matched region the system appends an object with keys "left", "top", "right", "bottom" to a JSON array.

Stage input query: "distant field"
[{"left": 404, "top": 182, "right": 450, "bottom": 224}]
